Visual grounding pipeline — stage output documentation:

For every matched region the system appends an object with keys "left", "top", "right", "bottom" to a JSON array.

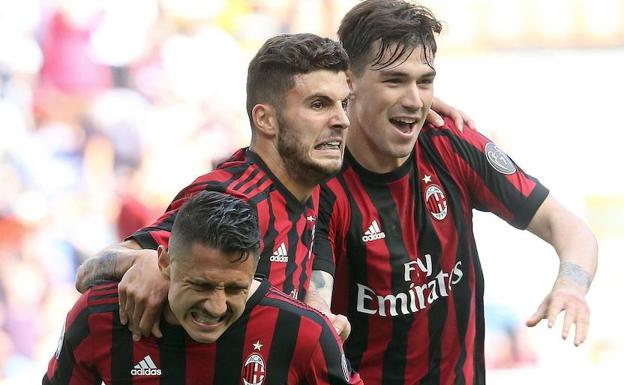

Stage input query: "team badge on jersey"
[
  {"left": 485, "top": 142, "right": 517, "bottom": 175},
  {"left": 243, "top": 341, "right": 266, "bottom": 385},
  {"left": 424, "top": 184, "right": 448, "bottom": 220}
]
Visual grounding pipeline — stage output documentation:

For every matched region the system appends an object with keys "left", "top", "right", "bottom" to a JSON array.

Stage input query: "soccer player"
[
  {"left": 74, "top": 32, "right": 470, "bottom": 341},
  {"left": 312, "top": 1, "right": 599, "bottom": 385},
  {"left": 44, "top": 191, "right": 362, "bottom": 385},
  {"left": 75, "top": 32, "right": 352, "bottom": 340}
]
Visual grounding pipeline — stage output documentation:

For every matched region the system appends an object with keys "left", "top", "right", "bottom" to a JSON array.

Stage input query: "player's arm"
[
  {"left": 75, "top": 239, "right": 151, "bottom": 292},
  {"left": 75, "top": 238, "right": 167, "bottom": 341},
  {"left": 428, "top": 97, "right": 476, "bottom": 131},
  {"left": 525, "top": 195, "right": 598, "bottom": 346},
  {"left": 305, "top": 270, "right": 351, "bottom": 342}
]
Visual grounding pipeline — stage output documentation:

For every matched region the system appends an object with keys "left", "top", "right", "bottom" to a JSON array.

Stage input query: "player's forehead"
[
  {"left": 175, "top": 243, "right": 254, "bottom": 279},
  {"left": 366, "top": 41, "right": 434, "bottom": 73},
  {"left": 288, "top": 70, "right": 350, "bottom": 101}
]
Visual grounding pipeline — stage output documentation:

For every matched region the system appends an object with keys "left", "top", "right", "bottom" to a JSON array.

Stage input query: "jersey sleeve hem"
[
  {"left": 127, "top": 230, "right": 160, "bottom": 250},
  {"left": 512, "top": 184, "right": 550, "bottom": 229}
]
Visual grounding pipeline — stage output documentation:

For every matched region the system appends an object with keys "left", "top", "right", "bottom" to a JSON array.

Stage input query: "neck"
[{"left": 250, "top": 144, "right": 315, "bottom": 202}]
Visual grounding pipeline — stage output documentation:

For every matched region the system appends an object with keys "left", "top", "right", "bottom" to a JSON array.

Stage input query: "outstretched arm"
[{"left": 525, "top": 195, "right": 598, "bottom": 346}]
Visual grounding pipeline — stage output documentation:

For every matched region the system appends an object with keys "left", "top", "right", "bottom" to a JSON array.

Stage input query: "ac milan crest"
[
  {"left": 425, "top": 184, "right": 448, "bottom": 220},
  {"left": 242, "top": 353, "right": 266, "bottom": 385},
  {"left": 485, "top": 142, "right": 516, "bottom": 175}
]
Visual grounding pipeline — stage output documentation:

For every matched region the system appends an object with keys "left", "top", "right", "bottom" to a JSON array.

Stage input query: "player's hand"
[
  {"left": 304, "top": 289, "right": 351, "bottom": 342},
  {"left": 428, "top": 97, "right": 476, "bottom": 131},
  {"left": 118, "top": 251, "right": 169, "bottom": 341},
  {"left": 525, "top": 279, "right": 590, "bottom": 346},
  {"left": 325, "top": 312, "right": 351, "bottom": 342}
]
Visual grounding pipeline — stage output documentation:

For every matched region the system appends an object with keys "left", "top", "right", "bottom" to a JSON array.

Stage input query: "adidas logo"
[
  {"left": 130, "top": 355, "right": 162, "bottom": 376},
  {"left": 269, "top": 242, "right": 288, "bottom": 263},
  {"left": 362, "top": 220, "right": 386, "bottom": 242}
]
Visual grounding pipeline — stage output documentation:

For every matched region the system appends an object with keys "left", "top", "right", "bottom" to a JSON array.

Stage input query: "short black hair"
[
  {"left": 338, "top": 0, "right": 442, "bottom": 76},
  {"left": 169, "top": 191, "right": 260, "bottom": 263},
  {"left": 246, "top": 33, "right": 349, "bottom": 129}
]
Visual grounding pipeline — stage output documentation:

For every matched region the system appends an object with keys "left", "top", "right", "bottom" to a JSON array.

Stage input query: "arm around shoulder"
[{"left": 75, "top": 239, "right": 156, "bottom": 293}]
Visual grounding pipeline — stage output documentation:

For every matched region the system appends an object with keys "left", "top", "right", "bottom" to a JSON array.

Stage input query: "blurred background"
[{"left": 0, "top": 0, "right": 622, "bottom": 384}]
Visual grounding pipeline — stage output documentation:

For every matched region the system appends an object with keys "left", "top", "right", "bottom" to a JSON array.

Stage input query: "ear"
[
  {"left": 157, "top": 245, "right": 171, "bottom": 280},
  {"left": 251, "top": 103, "right": 279, "bottom": 138}
]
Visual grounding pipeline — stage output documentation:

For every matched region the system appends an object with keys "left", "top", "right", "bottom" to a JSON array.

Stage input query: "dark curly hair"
[
  {"left": 338, "top": 0, "right": 442, "bottom": 76},
  {"left": 246, "top": 33, "right": 349, "bottom": 128},
  {"left": 169, "top": 191, "right": 260, "bottom": 263}
]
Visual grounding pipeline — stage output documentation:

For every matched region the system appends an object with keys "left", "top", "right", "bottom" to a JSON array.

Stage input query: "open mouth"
[
  {"left": 190, "top": 310, "right": 225, "bottom": 327},
  {"left": 389, "top": 117, "right": 417, "bottom": 134},
  {"left": 314, "top": 139, "right": 342, "bottom": 151}
]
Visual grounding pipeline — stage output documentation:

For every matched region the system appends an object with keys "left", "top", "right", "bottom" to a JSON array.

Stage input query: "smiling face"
[
  {"left": 348, "top": 44, "right": 436, "bottom": 172},
  {"left": 159, "top": 243, "right": 256, "bottom": 343},
  {"left": 276, "top": 70, "right": 351, "bottom": 185}
]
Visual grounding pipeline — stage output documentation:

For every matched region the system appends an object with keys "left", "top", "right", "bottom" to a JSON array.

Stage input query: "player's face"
[
  {"left": 348, "top": 44, "right": 435, "bottom": 170},
  {"left": 277, "top": 70, "right": 350, "bottom": 184},
  {"left": 162, "top": 243, "right": 255, "bottom": 343}
]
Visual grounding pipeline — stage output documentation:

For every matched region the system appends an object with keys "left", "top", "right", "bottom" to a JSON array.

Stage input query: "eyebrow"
[
  {"left": 306, "top": 92, "right": 352, "bottom": 103},
  {"left": 378, "top": 69, "right": 437, "bottom": 78}
]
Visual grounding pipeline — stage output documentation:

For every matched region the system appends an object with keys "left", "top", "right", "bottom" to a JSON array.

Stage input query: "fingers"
[
  {"left": 573, "top": 310, "right": 590, "bottom": 346},
  {"left": 527, "top": 291, "right": 590, "bottom": 346},
  {"left": 545, "top": 298, "right": 564, "bottom": 328},
  {"left": 130, "top": 300, "right": 146, "bottom": 341},
  {"left": 525, "top": 300, "right": 548, "bottom": 327},
  {"left": 333, "top": 314, "right": 351, "bottom": 342},
  {"left": 140, "top": 301, "right": 164, "bottom": 339},
  {"left": 151, "top": 321, "right": 163, "bottom": 339},
  {"left": 118, "top": 284, "right": 128, "bottom": 325},
  {"left": 561, "top": 306, "right": 575, "bottom": 340},
  {"left": 326, "top": 313, "right": 351, "bottom": 342},
  {"left": 426, "top": 109, "right": 445, "bottom": 127}
]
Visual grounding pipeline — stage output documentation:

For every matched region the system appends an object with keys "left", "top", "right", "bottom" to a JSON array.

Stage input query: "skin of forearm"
[
  {"left": 553, "top": 224, "right": 598, "bottom": 291},
  {"left": 548, "top": 215, "right": 598, "bottom": 292},
  {"left": 309, "top": 270, "right": 335, "bottom": 307},
  {"left": 75, "top": 242, "right": 143, "bottom": 293}
]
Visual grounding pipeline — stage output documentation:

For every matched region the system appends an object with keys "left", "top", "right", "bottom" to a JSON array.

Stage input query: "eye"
[
  {"left": 383, "top": 78, "right": 403, "bottom": 85},
  {"left": 225, "top": 286, "right": 246, "bottom": 295},
  {"left": 311, "top": 100, "right": 324, "bottom": 110},
  {"left": 341, "top": 99, "right": 349, "bottom": 111}
]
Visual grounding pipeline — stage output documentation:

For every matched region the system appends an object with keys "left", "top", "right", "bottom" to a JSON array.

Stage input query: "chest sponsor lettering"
[{"left": 356, "top": 254, "right": 464, "bottom": 317}]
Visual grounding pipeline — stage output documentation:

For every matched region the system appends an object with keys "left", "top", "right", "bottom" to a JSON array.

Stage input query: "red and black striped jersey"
[
  {"left": 313, "top": 118, "right": 549, "bottom": 385},
  {"left": 131, "top": 148, "right": 319, "bottom": 300},
  {"left": 44, "top": 280, "right": 362, "bottom": 385}
]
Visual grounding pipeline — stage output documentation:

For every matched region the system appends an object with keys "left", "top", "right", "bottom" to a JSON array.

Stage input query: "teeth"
[
  {"left": 315, "top": 141, "right": 341, "bottom": 150},
  {"left": 191, "top": 311, "right": 220, "bottom": 324},
  {"left": 393, "top": 118, "right": 416, "bottom": 124}
]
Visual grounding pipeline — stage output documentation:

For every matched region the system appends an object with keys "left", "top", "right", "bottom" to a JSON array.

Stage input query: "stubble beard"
[{"left": 277, "top": 115, "right": 340, "bottom": 187}]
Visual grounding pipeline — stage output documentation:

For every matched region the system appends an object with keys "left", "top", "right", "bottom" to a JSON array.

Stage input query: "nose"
[
  {"left": 203, "top": 289, "right": 227, "bottom": 317},
  {"left": 330, "top": 104, "right": 350, "bottom": 131},
  {"left": 402, "top": 83, "right": 424, "bottom": 111}
]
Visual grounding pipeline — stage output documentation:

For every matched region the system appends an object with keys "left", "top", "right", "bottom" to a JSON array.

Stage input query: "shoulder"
[{"left": 259, "top": 287, "right": 332, "bottom": 334}]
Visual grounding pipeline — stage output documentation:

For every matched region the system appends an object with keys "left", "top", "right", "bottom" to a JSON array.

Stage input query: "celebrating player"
[
  {"left": 44, "top": 191, "right": 361, "bottom": 385},
  {"left": 312, "top": 1, "right": 598, "bottom": 384}
]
